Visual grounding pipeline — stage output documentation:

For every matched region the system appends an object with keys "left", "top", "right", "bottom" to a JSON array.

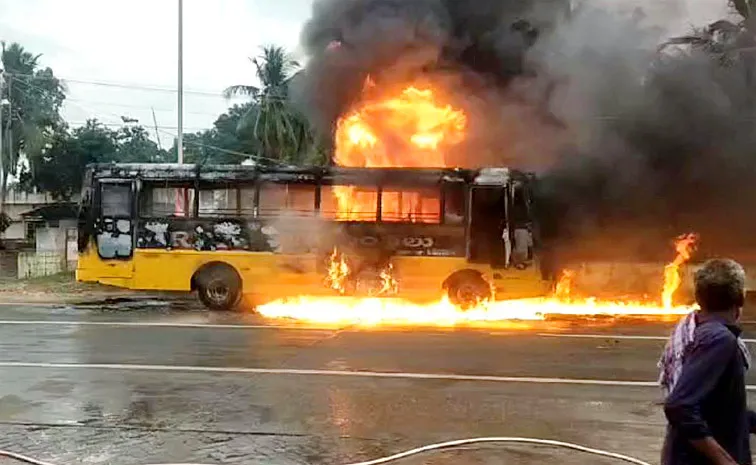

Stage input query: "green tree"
[
  {"left": 172, "top": 103, "right": 260, "bottom": 165},
  {"left": 115, "top": 125, "right": 169, "bottom": 163},
  {"left": 662, "top": 0, "right": 756, "bottom": 63},
  {"left": 1, "top": 42, "right": 65, "bottom": 210},
  {"left": 224, "top": 45, "right": 313, "bottom": 164},
  {"left": 26, "top": 120, "right": 169, "bottom": 199}
]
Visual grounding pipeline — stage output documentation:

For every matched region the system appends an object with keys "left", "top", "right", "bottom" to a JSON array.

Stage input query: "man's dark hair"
[{"left": 694, "top": 259, "right": 746, "bottom": 312}]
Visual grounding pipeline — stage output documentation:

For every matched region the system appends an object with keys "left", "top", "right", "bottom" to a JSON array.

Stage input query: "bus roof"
[{"left": 85, "top": 163, "right": 533, "bottom": 185}]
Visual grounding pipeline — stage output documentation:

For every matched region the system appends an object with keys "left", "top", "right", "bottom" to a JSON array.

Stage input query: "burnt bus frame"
[{"left": 81, "top": 164, "right": 531, "bottom": 257}]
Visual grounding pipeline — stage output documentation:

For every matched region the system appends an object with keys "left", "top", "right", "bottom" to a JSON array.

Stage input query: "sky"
[
  {"left": 0, "top": 0, "right": 313, "bottom": 145},
  {"left": 0, "top": 0, "right": 730, "bottom": 146}
]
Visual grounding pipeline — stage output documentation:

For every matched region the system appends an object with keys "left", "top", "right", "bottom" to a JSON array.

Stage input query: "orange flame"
[
  {"left": 326, "top": 248, "right": 350, "bottom": 294},
  {"left": 661, "top": 233, "right": 698, "bottom": 308},
  {"left": 329, "top": 83, "right": 466, "bottom": 223},
  {"left": 334, "top": 84, "right": 467, "bottom": 168},
  {"left": 259, "top": 236, "right": 699, "bottom": 327},
  {"left": 554, "top": 269, "right": 576, "bottom": 301},
  {"left": 378, "top": 263, "right": 399, "bottom": 296}
]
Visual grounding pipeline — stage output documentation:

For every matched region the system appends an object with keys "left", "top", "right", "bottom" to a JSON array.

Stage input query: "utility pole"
[
  {"left": 0, "top": 70, "right": 4, "bottom": 198},
  {"left": 177, "top": 0, "right": 184, "bottom": 164},
  {"left": 152, "top": 108, "right": 163, "bottom": 152}
]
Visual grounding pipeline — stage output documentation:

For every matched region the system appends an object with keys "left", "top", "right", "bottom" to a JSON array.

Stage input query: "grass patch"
[{"left": 0, "top": 272, "right": 115, "bottom": 294}]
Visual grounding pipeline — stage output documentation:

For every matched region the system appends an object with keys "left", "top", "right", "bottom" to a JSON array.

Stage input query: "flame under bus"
[{"left": 76, "top": 163, "right": 551, "bottom": 311}]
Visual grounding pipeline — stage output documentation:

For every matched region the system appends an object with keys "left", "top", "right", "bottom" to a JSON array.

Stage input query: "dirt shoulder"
[{"left": 0, "top": 273, "right": 188, "bottom": 305}]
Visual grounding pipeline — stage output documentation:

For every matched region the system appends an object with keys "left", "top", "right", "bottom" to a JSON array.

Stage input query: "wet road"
[{"left": 0, "top": 303, "right": 751, "bottom": 465}]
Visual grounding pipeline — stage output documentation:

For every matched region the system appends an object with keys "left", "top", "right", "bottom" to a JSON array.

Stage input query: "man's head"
[{"left": 694, "top": 259, "right": 747, "bottom": 315}]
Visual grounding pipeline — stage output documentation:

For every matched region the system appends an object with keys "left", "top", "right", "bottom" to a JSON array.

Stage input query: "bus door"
[
  {"left": 94, "top": 180, "right": 136, "bottom": 278},
  {"left": 467, "top": 186, "right": 508, "bottom": 268},
  {"left": 508, "top": 180, "right": 535, "bottom": 270}
]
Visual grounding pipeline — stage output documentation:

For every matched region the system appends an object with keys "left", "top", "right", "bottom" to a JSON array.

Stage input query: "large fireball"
[{"left": 334, "top": 83, "right": 467, "bottom": 168}]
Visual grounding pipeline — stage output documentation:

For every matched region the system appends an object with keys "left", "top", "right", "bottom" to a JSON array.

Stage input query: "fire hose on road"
[{"left": 0, "top": 436, "right": 653, "bottom": 465}]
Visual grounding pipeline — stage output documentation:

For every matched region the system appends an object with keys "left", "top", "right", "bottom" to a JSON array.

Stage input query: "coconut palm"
[
  {"left": 661, "top": 1, "right": 756, "bottom": 60},
  {"left": 224, "top": 45, "right": 312, "bottom": 164},
  {"left": 0, "top": 42, "right": 65, "bottom": 211}
]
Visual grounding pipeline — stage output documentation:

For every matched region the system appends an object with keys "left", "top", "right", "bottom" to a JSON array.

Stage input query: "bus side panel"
[
  {"left": 393, "top": 257, "right": 550, "bottom": 301},
  {"left": 131, "top": 249, "right": 281, "bottom": 292},
  {"left": 490, "top": 267, "right": 551, "bottom": 300},
  {"left": 76, "top": 243, "right": 135, "bottom": 283}
]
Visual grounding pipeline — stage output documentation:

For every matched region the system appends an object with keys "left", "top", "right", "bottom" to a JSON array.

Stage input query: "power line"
[
  {"left": 67, "top": 121, "right": 209, "bottom": 132},
  {"left": 65, "top": 98, "right": 220, "bottom": 116},
  {"left": 4, "top": 72, "right": 247, "bottom": 98},
  {"left": 11, "top": 75, "right": 286, "bottom": 165},
  {"left": 155, "top": 126, "right": 286, "bottom": 165}
]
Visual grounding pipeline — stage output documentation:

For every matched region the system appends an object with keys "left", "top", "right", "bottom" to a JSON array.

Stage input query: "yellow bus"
[{"left": 76, "top": 163, "right": 552, "bottom": 310}]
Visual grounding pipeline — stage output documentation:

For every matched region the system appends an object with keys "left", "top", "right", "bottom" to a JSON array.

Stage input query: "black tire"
[
  {"left": 195, "top": 264, "right": 242, "bottom": 311},
  {"left": 444, "top": 271, "right": 492, "bottom": 310}
]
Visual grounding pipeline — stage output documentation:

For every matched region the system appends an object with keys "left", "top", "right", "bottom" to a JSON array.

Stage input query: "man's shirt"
[{"left": 663, "top": 314, "right": 755, "bottom": 465}]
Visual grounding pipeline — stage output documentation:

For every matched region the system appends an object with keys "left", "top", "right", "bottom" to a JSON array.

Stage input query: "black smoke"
[
  {"left": 291, "top": 0, "right": 566, "bottom": 166},
  {"left": 293, "top": 0, "right": 756, "bottom": 263}
]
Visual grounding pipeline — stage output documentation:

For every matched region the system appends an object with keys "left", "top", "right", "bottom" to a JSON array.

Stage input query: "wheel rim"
[
  {"left": 453, "top": 282, "right": 491, "bottom": 308},
  {"left": 206, "top": 280, "right": 230, "bottom": 304},
  {"left": 455, "top": 285, "right": 479, "bottom": 306}
]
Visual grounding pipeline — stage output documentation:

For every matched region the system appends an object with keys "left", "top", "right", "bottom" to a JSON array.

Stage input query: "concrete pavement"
[{"left": 0, "top": 303, "right": 743, "bottom": 464}]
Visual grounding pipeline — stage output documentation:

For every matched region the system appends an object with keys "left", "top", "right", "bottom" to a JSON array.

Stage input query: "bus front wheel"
[
  {"left": 195, "top": 264, "right": 242, "bottom": 311},
  {"left": 444, "top": 270, "right": 492, "bottom": 310}
]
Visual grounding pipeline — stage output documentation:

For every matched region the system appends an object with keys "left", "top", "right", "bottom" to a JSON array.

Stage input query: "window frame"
[
  {"left": 138, "top": 181, "right": 197, "bottom": 219},
  {"left": 99, "top": 181, "right": 134, "bottom": 219},
  {"left": 197, "top": 183, "right": 241, "bottom": 218},
  {"left": 379, "top": 186, "right": 442, "bottom": 224},
  {"left": 257, "top": 181, "right": 318, "bottom": 219},
  {"left": 318, "top": 183, "right": 380, "bottom": 222}
]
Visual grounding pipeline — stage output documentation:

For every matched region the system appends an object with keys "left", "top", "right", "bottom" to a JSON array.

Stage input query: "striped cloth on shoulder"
[{"left": 658, "top": 311, "right": 751, "bottom": 397}]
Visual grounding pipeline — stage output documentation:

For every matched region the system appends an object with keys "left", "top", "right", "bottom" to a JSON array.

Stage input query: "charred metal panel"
[
  {"left": 135, "top": 218, "right": 277, "bottom": 252},
  {"left": 331, "top": 223, "right": 465, "bottom": 258}
]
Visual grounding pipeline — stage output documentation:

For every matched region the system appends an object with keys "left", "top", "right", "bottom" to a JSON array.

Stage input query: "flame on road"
[
  {"left": 258, "top": 234, "right": 698, "bottom": 327},
  {"left": 258, "top": 295, "right": 691, "bottom": 328}
]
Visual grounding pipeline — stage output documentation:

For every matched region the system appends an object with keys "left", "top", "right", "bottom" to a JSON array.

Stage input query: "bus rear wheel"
[
  {"left": 195, "top": 264, "right": 242, "bottom": 311},
  {"left": 444, "top": 270, "right": 492, "bottom": 310}
]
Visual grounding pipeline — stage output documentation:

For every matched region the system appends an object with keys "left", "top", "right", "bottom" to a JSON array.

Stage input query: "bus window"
[
  {"left": 140, "top": 186, "right": 196, "bottom": 218},
  {"left": 444, "top": 183, "right": 466, "bottom": 225},
  {"left": 511, "top": 183, "right": 530, "bottom": 227},
  {"left": 239, "top": 187, "right": 257, "bottom": 216},
  {"left": 101, "top": 184, "right": 131, "bottom": 217},
  {"left": 381, "top": 189, "right": 440, "bottom": 223},
  {"left": 321, "top": 185, "right": 378, "bottom": 222},
  {"left": 199, "top": 188, "right": 238, "bottom": 217},
  {"left": 259, "top": 183, "right": 316, "bottom": 217}
]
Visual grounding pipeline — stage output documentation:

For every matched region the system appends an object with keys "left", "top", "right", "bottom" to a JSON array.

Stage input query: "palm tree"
[
  {"left": 0, "top": 42, "right": 65, "bottom": 212},
  {"left": 224, "top": 45, "right": 312, "bottom": 164},
  {"left": 660, "top": 1, "right": 756, "bottom": 60}
]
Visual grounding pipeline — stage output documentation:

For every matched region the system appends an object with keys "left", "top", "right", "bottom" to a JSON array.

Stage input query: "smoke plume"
[{"left": 293, "top": 0, "right": 756, "bottom": 263}]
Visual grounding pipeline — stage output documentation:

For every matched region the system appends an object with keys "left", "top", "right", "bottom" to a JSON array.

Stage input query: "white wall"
[{"left": 35, "top": 220, "right": 78, "bottom": 253}]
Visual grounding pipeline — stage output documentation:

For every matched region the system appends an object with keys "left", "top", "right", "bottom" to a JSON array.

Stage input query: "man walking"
[{"left": 661, "top": 259, "right": 755, "bottom": 465}]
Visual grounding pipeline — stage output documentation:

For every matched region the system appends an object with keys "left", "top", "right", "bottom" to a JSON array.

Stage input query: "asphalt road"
[{"left": 0, "top": 303, "right": 751, "bottom": 465}]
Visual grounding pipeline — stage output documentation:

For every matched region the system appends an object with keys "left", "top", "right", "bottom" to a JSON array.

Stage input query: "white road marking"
[
  {"left": 5, "top": 360, "right": 756, "bottom": 391},
  {"left": 0, "top": 361, "right": 664, "bottom": 386},
  {"left": 0, "top": 320, "right": 337, "bottom": 331},
  {"left": 538, "top": 333, "right": 756, "bottom": 344}
]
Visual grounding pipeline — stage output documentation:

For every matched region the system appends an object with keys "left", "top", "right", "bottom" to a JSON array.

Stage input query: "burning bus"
[{"left": 75, "top": 163, "right": 550, "bottom": 311}]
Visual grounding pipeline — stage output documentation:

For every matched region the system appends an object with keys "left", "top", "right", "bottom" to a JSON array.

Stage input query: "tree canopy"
[
  {"left": 22, "top": 120, "right": 169, "bottom": 200},
  {"left": 1, "top": 42, "right": 65, "bottom": 210}
]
